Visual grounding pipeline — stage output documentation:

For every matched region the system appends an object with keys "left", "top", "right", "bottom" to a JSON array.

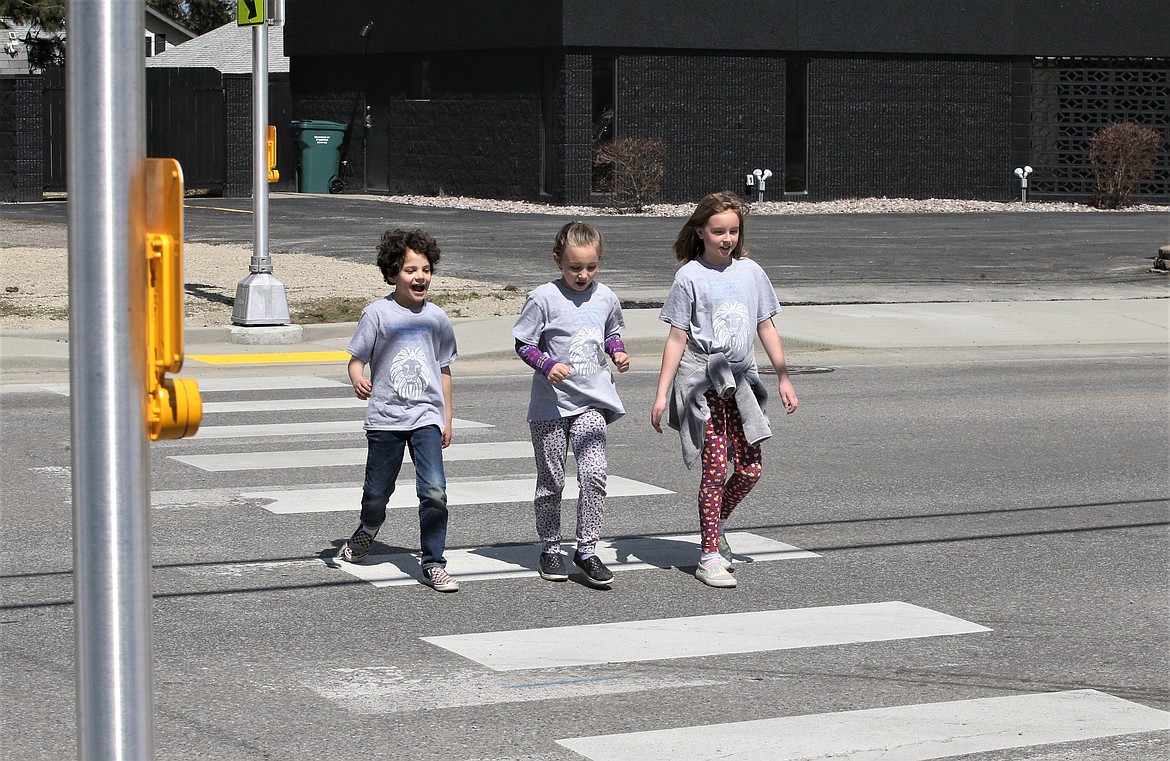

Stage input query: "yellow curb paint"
[{"left": 188, "top": 351, "right": 350, "bottom": 365}]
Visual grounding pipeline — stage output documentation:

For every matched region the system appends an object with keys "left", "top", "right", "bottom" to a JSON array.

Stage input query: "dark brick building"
[{"left": 284, "top": 0, "right": 1170, "bottom": 205}]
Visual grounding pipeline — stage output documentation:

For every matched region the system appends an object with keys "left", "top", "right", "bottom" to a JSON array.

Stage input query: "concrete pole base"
[{"left": 228, "top": 324, "right": 305, "bottom": 345}]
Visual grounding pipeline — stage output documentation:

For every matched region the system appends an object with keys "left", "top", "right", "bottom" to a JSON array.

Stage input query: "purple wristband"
[
  {"left": 604, "top": 333, "right": 626, "bottom": 359},
  {"left": 516, "top": 342, "right": 557, "bottom": 378}
]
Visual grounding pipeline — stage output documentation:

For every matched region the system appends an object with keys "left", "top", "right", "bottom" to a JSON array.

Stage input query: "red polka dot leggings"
[{"left": 698, "top": 390, "right": 762, "bottom": 553}]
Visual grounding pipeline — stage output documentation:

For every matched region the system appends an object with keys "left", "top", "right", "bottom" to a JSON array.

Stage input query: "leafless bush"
[
  {"left": 1090, "top": 122, "right": 1164, "bottom": 209},
  {"left": 593, "top": 136, "right": 667, "bottom": 211}
]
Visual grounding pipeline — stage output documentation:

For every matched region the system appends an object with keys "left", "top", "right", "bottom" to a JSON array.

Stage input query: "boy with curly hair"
[{"left": 335, "top": 228, "right": 460, "bottom": 592}]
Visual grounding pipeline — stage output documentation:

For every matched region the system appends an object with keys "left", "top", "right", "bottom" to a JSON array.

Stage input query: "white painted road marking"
[
  {"left": 423, "top": 601, "right": 988, "bottom": 671},
  {"left": 202, "top": 397, "right": 367, "bottom": 413},
  {"left": 35, "top": 375, "right": 350, "bottom": 396},
  {"left": 330, "top": 531, "right": 814, "bottom": 589},
  {"left": 312, "top": 663, "right": 720, "bottom": 714},
  {"left": 172, "top": 440, "right": 536, "bottom": 471},
  {"left": 556, "top": 689, "right": 1170, "bottom": 761},
  {"left": 249, "top": 475, "right": 671, "bottom": 514},
  {"left": 192, "top": 417, "right": 492, "bottom": 439}
]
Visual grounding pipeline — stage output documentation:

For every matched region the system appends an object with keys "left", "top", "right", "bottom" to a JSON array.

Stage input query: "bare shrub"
[
  {"left": 593, "top": 136, "right": 668, "bottom": 211},
  {"left": 1090, "top": 122, "right": 1164, "bottom": 209}
]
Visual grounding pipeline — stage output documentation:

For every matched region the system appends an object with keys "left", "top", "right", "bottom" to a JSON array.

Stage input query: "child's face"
[
  {"left": 390, "top": 248, "right": 432, "bottom": 308},
  {"left": 696, "top": 209, "right": 741, "bottom": 264},
  {"left": 555, "top": 243, "right": 600, "bottom": 292}
]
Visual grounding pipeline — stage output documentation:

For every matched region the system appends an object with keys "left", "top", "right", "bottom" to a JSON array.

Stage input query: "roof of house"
[
  {"left": 145, "top": 6, "right": 196, "bottom": 43},
  {"left": 146, "top": 21, "right": 287, "bottom": 73}
]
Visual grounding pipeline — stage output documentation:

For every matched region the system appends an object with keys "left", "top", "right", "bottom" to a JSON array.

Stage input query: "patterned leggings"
[
  {"left": 530, "top": 409, "right": 608, "bottom": 555},
  {"left": 699, "top": 390, "right": 763, "bottom": 553}
]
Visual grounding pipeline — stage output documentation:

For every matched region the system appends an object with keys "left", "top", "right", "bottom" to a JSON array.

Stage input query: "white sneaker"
[{"left": 696, "top": 556, "right": 737, "bottom": 588}]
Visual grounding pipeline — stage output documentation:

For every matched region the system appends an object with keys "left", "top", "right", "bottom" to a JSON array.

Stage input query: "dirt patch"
[{"left": 0, "top": 242, "right": 526, "bottom": 331}]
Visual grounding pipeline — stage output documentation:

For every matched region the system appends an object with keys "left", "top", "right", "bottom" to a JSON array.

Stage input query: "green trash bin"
[{"left": 291, "top": 120, "right": 347, "bottom": 193}]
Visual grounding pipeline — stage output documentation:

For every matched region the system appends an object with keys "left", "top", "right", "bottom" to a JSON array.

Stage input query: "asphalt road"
[
  {"left": 1, "top": 344, "right": 1167, "bottom": 760},
  {"left": 3, "top": 195, "right": 1168, "bottom": 303}
]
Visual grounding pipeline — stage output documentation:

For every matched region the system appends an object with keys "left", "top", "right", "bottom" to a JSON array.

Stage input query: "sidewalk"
[{"left": 3, "top": 299, "right": 1165, "bottom": 380}]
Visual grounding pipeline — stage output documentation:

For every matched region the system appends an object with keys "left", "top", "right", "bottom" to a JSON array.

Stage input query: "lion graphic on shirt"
[
  {"left": 713, "top": 301, "right": 751, "bottom": 352},
  {"left": 568, "top": 326, "right": 605, "bottom": 377},
  {"left": 389, "top": 346, "right": 429, "bottom": 400}
]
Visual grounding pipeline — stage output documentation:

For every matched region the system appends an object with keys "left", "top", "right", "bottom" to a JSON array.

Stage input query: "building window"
[
  {"left": 591, "top": 55, "right": 616, "bottom": 193},
  {"left": 144, "top": 36, "right": 153, "bottom": 57},
  {"left": 154, "top": 34, "right": 166, "bottom": 56},
  {"left": 784, "top": 58, "right": 808, "bottom": 194}
]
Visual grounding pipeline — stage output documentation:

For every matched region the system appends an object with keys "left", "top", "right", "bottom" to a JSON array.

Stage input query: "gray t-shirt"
[
  {"left": 658, "top": 257, "right": 781, "bottom": 372},
  {"left": 347, "top": 296, "right": 457, "bottom": 431},
  {"left": 511, "top": 280, "right": 626, "bottom": 424}
]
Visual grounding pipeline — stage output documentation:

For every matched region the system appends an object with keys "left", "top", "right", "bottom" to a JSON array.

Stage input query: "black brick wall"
[
  {"left": 223, "top": 75, "right": 252, "bottom": 198},
  {"left": 617, "top": 53, "right": 784, "bottom": 203},
  {"left": 0, "top": 76, "right": 44, "bottom": 202},
  {"left": 382, "top": 97, "right": 542, "bottom": 199},
  {"left": 288, "top": 56, "right": 366, "bottom": 193},
  {"left": 559, "top": 53, "right": 592, "bottom": 204},
  {"left": 808, "top": 57, "right": 1014, "bottom": 200},
  {"left": 294, "top": 52, "right": 543, "bottom": 198}
]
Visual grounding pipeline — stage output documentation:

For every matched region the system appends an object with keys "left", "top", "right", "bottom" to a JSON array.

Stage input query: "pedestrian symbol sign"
[{"left": 238, "top": 0, "right": 265, "bottom": 27}]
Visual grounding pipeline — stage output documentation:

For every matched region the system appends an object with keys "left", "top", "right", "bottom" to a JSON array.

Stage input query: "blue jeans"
[{"left": 360, "top": 426, "right": 449, "bottom": 569}]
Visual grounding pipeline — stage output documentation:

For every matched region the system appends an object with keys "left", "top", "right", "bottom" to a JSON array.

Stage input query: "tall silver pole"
[
  {"left": 231, "top": 20, "right": 291, "bottom": 326},
  {"left": 253, "top": 22, "right": 269, "bottom": 270},
  {"left": 66, "top": 0, "right": 156, "bottom": 758}
]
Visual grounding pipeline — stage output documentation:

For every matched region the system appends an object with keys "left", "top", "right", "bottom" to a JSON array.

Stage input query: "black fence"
[{"left": 1, "top": 67, "right": 293, "bottom": 201}]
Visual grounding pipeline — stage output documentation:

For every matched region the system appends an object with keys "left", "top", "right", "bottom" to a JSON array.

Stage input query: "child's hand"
[
  {"left": 547, "top": 362, "right": 572, "bottom": 384},
  {"left": 611, "top": 351, "right": 630, "bottom": 373},
  {"left": 650, "top": 396, "right": 667, "bottom": 433},
  {"left": 441, "top": 427, "right": 452, "bottom": 448},
  {"left": 778, "top": 376, "right": 798, "bottom": 414},
  {"left": 352, "top": 377, "right": 373, "bottom": 400}
]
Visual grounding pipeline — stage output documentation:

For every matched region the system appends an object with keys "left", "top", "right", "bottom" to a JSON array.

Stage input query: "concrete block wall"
[
  {"left": 808, "top": 57, "right": 1014, "bottom": 200},
  {"left": 383, "top": 96, "right": 541, "bottom": 199},
  {"left": 223, "top": 75, "right": 252, "bottom": 198},
  {"left": 617, "top": 53, "right": 784, "bottom": 203},
  {"left": 0, "top": 76, "right": 43, "bottom": 202}
]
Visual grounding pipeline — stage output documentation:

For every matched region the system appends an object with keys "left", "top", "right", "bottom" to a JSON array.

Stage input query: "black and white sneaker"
[
  {"left": 422, "top": 566, "right": 460, "bottom": 593},
  {"left": 539, "top": 551, "right": 569, "bottom": 581},
  {"left": 573, "top": 551, "right": 614, "bottom": 588},
  {"left": 337, "top": 527, "right": 375, "bottom": 563}
]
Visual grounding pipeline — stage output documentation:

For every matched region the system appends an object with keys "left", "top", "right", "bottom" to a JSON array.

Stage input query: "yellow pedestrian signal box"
[
  {"left": 267, "top": 124, "right": 279, "bottom": 183},
  {"left": 145, "top": 158, "right": 202, "bottom": 440}
]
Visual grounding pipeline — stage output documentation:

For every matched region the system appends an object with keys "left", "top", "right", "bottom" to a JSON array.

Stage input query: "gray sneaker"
[{"left": 337, "top": 527, "right": 375, "bottom": 563}]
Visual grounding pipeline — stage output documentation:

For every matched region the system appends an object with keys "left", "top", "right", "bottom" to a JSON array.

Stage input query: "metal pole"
[
  {"left": 252, "top": 22, "right": 270, "bottom": 274},
  {"left": 66, "top": 0, "right": 156, "bottom": 758},
  {"left": 231, "top": 20, "right": 291, "bottom": 326}
]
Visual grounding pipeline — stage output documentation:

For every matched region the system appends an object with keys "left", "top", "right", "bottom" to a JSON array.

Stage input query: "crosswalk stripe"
[
  {"left": 202, "top": 397, "right": 367, "bottom": 413},
  {"left": 556, "top": 689, "right": 1170, "bottom": 761},
  {"left": 35, "top": 375, "right": 350, "bottom": 396},
  {"left": 311, "top": 662, "right": 721, "bottom": 715},
  {"left": 247, "top": 475, "right": 671, "bottom": 514},
  {"left": 192, "top": 417, "right": 492, "bottom": 439},
  {"left": 187, "top": 350, "right": 351, "bottom": 364},
  {"left": 423, "top": 600, "right": 988, "bottom": 671},
  {"left": 329, "top": 531, "right": 815, "bottom": 589},
  {"left": 172, "top": 440, "right": 537, "bottom": 471}
]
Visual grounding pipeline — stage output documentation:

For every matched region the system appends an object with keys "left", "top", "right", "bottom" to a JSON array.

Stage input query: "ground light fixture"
[
  {"left": 1014, "top": 165, "right": 1034, "bottom": 203},
  {"left": 752, "top": 168, "right": 773, "bottom": 202}
]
